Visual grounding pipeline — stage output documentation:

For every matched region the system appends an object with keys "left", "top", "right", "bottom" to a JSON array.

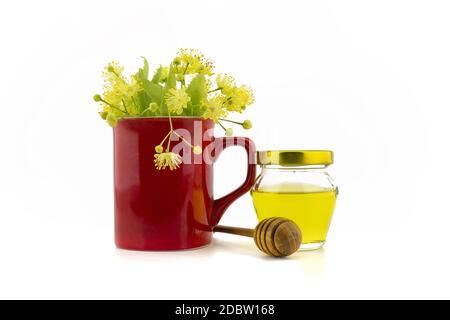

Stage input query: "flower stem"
[
  {"left": 183, "top": 63, "right": 190, "bottom": 75},
  {"left": 218, "top": 121, "right": 227, "bottom": 132},
  {"left": 121, "top": 99, "right": 129, "bottom": 114},
  {"left": 219, "top": 118, "right": 243, "bottom": 125},
  {"left": 168, "top": 112, "right": 174, "bottom": 131},
  {"left": 173, "top": 131, "right": 194, "bottom": 148},
  {"left": 131, "top": 96, "right": 140, "bottom": 112},
  {"left": 159, "top": 130, "right": 173, "bottom": 146},
  {"left": 208, "top": 88, "right": 222, "bottom": 94},
  {"left": 101, "top": 98, "right": 129, "bottom": 115},
  {"left": 166, "top": 112, "right": 174, "bottom": 151},
  {"left": 139, "top": 107, "right": 151, "bottom": 116}
]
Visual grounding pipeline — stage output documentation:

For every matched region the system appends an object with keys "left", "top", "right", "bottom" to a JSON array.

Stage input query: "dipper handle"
[
  {"left": 214, "top": 217, "right": 302, "bottom": 257},
  {"left": 213, "top": 225, "right": 255, "bottom": 238}
]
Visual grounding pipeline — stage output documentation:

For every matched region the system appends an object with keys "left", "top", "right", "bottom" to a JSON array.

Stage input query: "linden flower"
[
  {"left": 225, "top": 86, "right": 254, "bottom": 113},
  {"left": 103, "top": 65, "right": 129, "bottom": 92},
  {"left": 106, "top": 112, "right": 119, "bottom": 127},
  {"left": 154, "top": 152, "right": 183, "bottom": 170},
  {"left": 242, "top": 120, "right": 253, "bottom": 130},
  {"left": 149, "top": 102, "right": 158, "bottom": 112},
  {"left": 165, "top": 87, "right": 191, "bottom": 115},
  {"left": 160, "top": 66, "right": 169, "bottom": 83},
  {"left": 225, "top": 128, "right": 234, "bottom": 137},
  {"left": 94, "top": 51, "right": 255, "bottom": 142},
  {"left": 105, "top": 61, "right": 124, "bottom": 76},
  {"left": 202, "top": 96, "right": 228, "bottom": 122},
  {"left": 216, "top": 74, "right": 235, "bottom": 94},
  {"left": 205, "top": 78, "right": 213, "bottom": 92},
  {"left": 99, "top": 61, "right": 144, "bottom": 121},
  {"left": 193, "top": 146, "right": 202, "bottom": 155},
  {"left": 174, "top": 49, "right": 214, "bottom": 76}
]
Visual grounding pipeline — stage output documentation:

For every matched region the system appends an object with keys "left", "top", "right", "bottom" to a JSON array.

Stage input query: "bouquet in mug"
[{"left": 93, "top": 49, "right": 254, "bottom": 170}]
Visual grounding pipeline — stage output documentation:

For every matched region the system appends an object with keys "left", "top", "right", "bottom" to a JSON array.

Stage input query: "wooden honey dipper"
[{"left": 214, "top": 217, "right": 302, "bottom": 257}]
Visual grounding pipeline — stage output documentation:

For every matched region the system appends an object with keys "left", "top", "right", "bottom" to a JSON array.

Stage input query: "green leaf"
[
  {"left": 136, "top": 57, "right": 149, "bottom": 82},
  {"left": 143, "top": 80, "right": 163, "bottom": 102},
  {"left": 159, "top": 87, "right": 168, "bottom": 116},
  {"left": 186, "top": 74, "right": 207, "bottom": 116},
  {"left": 167, "top": 64, "right": 176, "bottom": 89},
  {"left": 99, "top": 111, "right": 108, "bottom": 120},
  {"left": 137, "top": 90, "right": 151, "bottom": 114},
  {"left": 143, "top": 80, "right": 169, "bottom": 115},
  {"left": 151, "top": 66, "right": 163, "bottom": 84}
]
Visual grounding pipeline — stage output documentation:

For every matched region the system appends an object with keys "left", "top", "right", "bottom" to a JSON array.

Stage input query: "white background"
[{"left": 0, "top": 0, "right": 449, "bottom": 299}]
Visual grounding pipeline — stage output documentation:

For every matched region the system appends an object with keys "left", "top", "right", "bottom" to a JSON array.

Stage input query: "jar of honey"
[{"left": 251, "top": 150, "right": 337, "bottom": 251}]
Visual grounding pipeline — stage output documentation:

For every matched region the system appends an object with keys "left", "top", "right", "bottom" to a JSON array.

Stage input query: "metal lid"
[{"left": 257, "top": 150, "right": 334, "bottom": 167}]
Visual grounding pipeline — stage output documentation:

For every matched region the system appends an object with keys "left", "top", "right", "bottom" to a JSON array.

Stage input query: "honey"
[
  {"left": 252, "top": 183, "right": 337, "bottom": 250},
  {"left": 253, "top": 150, "right": 337, "bottom": 251}
]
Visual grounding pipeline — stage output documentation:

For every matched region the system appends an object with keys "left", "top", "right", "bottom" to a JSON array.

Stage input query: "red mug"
[{"left": 113, "top": 117, "right": 256, "bottom": 251}]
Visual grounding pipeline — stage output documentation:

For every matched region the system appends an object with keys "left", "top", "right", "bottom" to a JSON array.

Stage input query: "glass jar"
[{"left": 251, "top": 150, "right": 338, "bottom": 251}]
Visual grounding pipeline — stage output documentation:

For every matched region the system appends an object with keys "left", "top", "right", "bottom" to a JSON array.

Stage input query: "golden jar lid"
[{"left": 257, "top": 150, "right": 334, "bottom": 167}]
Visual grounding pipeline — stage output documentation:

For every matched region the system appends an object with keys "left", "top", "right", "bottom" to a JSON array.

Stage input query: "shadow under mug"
[{"left": 113, "top": 117, "right": 256, "bottom": 251}]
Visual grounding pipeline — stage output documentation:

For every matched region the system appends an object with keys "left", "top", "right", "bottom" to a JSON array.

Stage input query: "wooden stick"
[
  {"left": 214, "top": 218, "right": 302, "bottom": 257},
  {"left": 214, "top": 225, "right": 255, "bottom": 238}
]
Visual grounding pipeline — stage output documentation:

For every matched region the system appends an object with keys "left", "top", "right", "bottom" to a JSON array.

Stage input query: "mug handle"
[{"left": 210, "top": 137, "right": 257, "bottom": 227}]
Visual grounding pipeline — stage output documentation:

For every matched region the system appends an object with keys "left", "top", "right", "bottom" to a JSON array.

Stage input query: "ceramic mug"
[{"left": 113, "top": 117, "right": 256, "bottom": 251}]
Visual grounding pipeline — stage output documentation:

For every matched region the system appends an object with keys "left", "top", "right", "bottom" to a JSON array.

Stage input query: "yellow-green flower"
[
  {"left": 106, "top": 112, "right": 119, "bottom": 127},
  {"left": 216, "top": 74, "right": 235, "bottom": 94},
  {"left": 94, "top": 51, "right": 255, "bottom": 134},
  {"left": 242, "top": 120, "right": 253, "bottom": 130},
  {"left": 224, "top": 86, "right": 254, "bottom": 113},
  {"left": 99, "top": 61, "right": 143, "bottom": 120},
  {"left": 105, "top": 61, "right": 124, "bottom": 76},
  {"left": 165, "top": 87, "right": 191, "bottom": 115},
  {"left": 202, "top": 96, "right": 228, "bottom": 122},
  {"left": 149, "top": 102, "right": 158, "bottom": 112},
  {"left": 154, "top": 152, "right": 182, "bottom": 170},
  {"left": 225, "top": 128, "right": 234, "bottom": 137},
  {"left": 160, "top": 66, "right": 169, "bottom": 83},
  {"left": 205, "top": 79, "right": 213, "bottom": 92},
  {"left": 174, "top": 49, "right": 214, "bottom": 76},
  {"left": 193, "top": 146, "right": 202, "bottom": 155}
]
